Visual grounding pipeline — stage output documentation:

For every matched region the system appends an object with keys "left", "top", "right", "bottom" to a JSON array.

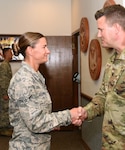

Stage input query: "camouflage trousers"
[{"left": 9, "top": 140, "right": 51, "bottom": 150}]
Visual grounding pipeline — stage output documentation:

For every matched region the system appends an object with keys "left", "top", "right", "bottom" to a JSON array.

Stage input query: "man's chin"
[
  {"left": 101, "top": 44, "right": 110, "bottom": 48},
  {"left": 101, "top": 45, "right": 107, "bottom": 48},
  {"left": 101, "top": 45, "right": 113, "bottom": 50}
]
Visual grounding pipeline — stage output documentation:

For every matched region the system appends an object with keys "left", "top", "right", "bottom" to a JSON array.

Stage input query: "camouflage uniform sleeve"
[
  {"left": 84, "top": 55, "right": 114, "bottom": 120},
  {"left": 84, "top": 60, "right": 111, "bottom": 120},
  {"left": 19, "top": 96, "right": 71, "bottom": 133},
  {"left": 84, "top": 83, "right": 106, "bottom": 120},
  {"left": 0, "top": 61, "right": 12, "bottom": 96},
  {"left": 19, "top": 107, "right": 71, "bottom": 133}
]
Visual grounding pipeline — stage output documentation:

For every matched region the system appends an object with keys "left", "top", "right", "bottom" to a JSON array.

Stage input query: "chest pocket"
[
  {"left": 115, "top": 70, "right": 125, "bottom": 98},
  {"left": 105, "top": 91, "right": 125, "bottom": 135}
]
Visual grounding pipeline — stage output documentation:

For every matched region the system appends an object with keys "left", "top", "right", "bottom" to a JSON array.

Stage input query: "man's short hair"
[{"left": 95, "top": 4, "right": 125, "bottom": 30}]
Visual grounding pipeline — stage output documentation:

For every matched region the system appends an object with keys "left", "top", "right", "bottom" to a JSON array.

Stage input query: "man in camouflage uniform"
[
  {"left": 8, "top": 32, "right": 83, "bottom": 150},
  {"left": 81, "top": 5, "right": 125, "bottom": 150},
  {"left": 0, "top": 48, "right": 13, "bottom": 136}
]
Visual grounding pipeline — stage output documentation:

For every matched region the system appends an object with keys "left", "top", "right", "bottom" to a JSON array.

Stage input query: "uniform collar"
[{"left": 110, "top": 49, "right": 125, "bottom": 62}]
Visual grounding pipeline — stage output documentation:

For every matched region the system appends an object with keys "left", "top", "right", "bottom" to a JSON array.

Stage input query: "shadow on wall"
[{"left": 81, "top": 97, "right": 103, "bottom": 150}]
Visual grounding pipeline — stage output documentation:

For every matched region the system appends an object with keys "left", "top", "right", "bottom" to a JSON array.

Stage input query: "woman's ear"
[{"left": 26, "top": 46, "right": 33, "bottom": 56}]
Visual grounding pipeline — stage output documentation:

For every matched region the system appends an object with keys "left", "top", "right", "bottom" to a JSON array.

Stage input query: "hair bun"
[{"left": 12, "top": 42, "right": 20, "bottom": 56}]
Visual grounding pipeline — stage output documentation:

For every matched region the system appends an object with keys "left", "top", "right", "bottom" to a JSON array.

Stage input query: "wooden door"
[{"left": 39, "top": 36, "right": 74, "bottom": 130}]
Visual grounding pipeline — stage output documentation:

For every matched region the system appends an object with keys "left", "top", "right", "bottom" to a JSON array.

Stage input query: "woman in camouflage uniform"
[{"left": 8, "top": 32, "right": 83, "bottom": 150}]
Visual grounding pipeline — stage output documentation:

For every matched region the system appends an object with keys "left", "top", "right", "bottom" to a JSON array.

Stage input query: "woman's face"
[{"left": 31, "top": 37, "right": 50, "bottom": 65}]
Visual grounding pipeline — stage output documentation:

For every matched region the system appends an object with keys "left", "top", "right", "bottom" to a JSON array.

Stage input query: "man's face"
[{"left": 97, "top": 16, "right": 116, "bottom": 48}]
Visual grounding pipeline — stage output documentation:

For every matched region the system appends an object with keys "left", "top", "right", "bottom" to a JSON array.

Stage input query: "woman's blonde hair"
[{"left": 18, "top": 32, "right": 44, "bottom": 57}]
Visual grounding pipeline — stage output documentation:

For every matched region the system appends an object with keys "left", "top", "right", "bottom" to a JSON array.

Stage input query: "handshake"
[{"left": 70, "top": 106, "right": 87, "bottom": 126}]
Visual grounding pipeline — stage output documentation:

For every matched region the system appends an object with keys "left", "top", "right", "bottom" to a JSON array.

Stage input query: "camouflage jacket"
[
  {"left": 0, "top": 60, "right": 12, "bottom": 96},
  {"left": 0, "top": 60, "right": 12, "bottom": 128},
  {"left": 8, "top": 62, "right": 71, "bottom": 150},
  {"left": 84, "top": 50, "right": 125, "bottom": 149}
]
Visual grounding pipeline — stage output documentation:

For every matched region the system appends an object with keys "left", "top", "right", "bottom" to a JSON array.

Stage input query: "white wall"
[
  {"left": 0, "top": 0, "right": 72, "bottom": 75},
  {"left": 0, "top": 0, "right": 71, "bottom": 36},
  {"left": 72, "top": 0, "right": 123, "bottom": 97}
]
